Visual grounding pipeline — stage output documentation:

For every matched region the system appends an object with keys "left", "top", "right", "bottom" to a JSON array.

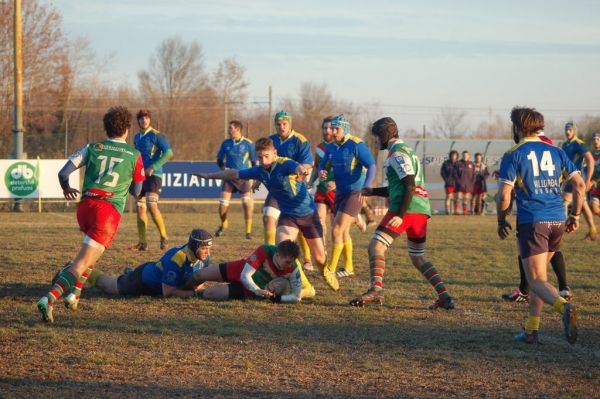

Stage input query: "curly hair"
[{"left": 103, "top": 106, "right": 132, "bottom": 138}]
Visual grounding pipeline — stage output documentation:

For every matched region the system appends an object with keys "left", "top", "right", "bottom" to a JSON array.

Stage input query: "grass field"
[{"left": 1, "top": 211, "right": 599, "bottom": 398}]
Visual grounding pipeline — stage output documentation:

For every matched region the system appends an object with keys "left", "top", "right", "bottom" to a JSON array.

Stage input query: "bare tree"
[
  {"left": 473, "top": 115, "right": 510, "bottom": 139},
  {"left": 432, "top": 107, "right": 469, "bottom": 138}
]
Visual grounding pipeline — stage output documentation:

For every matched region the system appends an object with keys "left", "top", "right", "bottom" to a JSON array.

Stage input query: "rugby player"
[
  {"left": 440, "top": 150, "right": 459, "bottom": 215},
  {"left": 590, "top": 131, "right": 600, "bottom": 217},
  {"left": 37, "top": 106, "right": 145, "bottom": 322},
  {"left": 349, "top": 117, "right": 455, "bottom": 310},
  {"left": 454, "top": 150, "right": 475, "bottom": 215}
]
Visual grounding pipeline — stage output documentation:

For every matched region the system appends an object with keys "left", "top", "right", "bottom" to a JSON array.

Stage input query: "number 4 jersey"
[
  {"left": 499, "top": 136, "right": 579, "bottom": 223},
  {"left": 69, "top": 138, "right": 145, "bottom": 213}
]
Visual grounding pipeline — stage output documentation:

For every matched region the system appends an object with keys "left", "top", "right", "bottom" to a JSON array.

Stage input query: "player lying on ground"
[
  {"left": 186, "top": 240, "right": 306, "bottom": 303},
  {"left": 79, "top": 229, "right": 213, "bottom": 298},
  {"left": 349, "top": 117, "right": 455, "bottom": 310}
]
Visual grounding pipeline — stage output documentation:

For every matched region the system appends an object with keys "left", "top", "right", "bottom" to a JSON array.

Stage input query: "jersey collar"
[
  {"left": 279, "top": 130, "right": 296, "bottom": 143},
  {"left": 108, "top": 138, "right": 127, "bottom": 143}
]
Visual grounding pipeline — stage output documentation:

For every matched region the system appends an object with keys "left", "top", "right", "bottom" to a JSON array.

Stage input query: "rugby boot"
[
  {"left": 429, "top": 295, "right": 456, "bottom": 310},
  {"left": 37, "top": 296, "right": 54, "bottom": 323},
  {"left": 349, "top": 290, "right": 384, "bottom": 307}
]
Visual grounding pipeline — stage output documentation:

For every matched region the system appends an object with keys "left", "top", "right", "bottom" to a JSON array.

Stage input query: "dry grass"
[{"left": 1, "top": 211, "right": 599, "bottom": 398}]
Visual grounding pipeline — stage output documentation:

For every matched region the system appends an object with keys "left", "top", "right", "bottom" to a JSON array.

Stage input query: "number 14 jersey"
[{"left": 499, "top": 136, "right": 579, "bottom": 223}]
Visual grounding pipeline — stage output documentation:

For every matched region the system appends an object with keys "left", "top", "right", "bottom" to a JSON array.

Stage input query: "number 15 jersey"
[
  {"left": 69, "top": 138, "right": 145, "bottom": 214},
  {"left": 498, "top": 136, "right": 579, "bottom": 224}
]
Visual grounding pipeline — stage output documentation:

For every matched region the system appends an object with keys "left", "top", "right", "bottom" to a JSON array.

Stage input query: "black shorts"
[
  {"left": 278, "top": 212, "right": 323, "bottom": 239},
  {"left": 333, "top": 191, "right": 361, "bottom": 217},
  {"left": 116, "top": 263, "right": 157, "bottom": 296},
  {"left": 218, "top": 263, "right": 253, "bottom": 300},
  {"left": 517, "top": 222, "right": 565, "bottom": 259},
  {"left": 222, "top": 179, "right": 252, "bottom": 195},
  {"left": 263, "top": 193, "right": 279, "bottom": 210},
  {"left": 141, "top": 175, "right": 163, "bottom": 197}
]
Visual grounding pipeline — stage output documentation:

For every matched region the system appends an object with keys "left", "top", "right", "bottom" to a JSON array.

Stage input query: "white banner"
[{"left": 0, "top": 159, "right": 80, "bottom": 199}]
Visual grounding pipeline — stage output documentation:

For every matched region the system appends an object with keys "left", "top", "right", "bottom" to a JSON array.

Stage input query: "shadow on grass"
[{"left": 0, "top": 377, "right": 367, "bottom": 399}]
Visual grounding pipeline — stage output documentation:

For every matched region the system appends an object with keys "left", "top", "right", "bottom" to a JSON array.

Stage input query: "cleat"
[
  {"left": 349, "top": 290, "right": 384, "bottom": 307},
  {"left": 584, "top": 230, "right": 597, "bottom": 241},
  {"left": 562, "top": 303, "right": 578, "bottom": 344},
  {"left": 160, "top": 237, "right": 169, "bottom": 250},
  {"left": 321, "top": 269, "right": 340, "bottom": 291},
  {"left": 502, "top": 288, "right": 529, "bottom": 303},
  {"left": 515, "top": 330, "right": 541, "bottom": 344},
  {"left": 64, "top": 293, "right": 78, "bottom": 311},
  {"left": 559, "top": 287, "right": 573, "bottom": 300},
  {"left": 336, "top": 268, "right": 355, "bottom": 278},
  {"left": 356, "top": 214, "right": 367, "bottom": 233},
  {"left": 214, "top": 226, "right": 224, "bottom": 237},
  {"left": 37, "top": 296, "right": 54, "bottom": 323},
  {"left": 132, "top": 242, "right": 148, "bottom": 251},
  {"left": 51, "top": 261, "right": 73, "bottom": 285},
  {"left": 429, "top": 295, "right": 455, "bottom": 310},
  {"left": 303, "top": 260, "right": 314, "bottom": 273},
  {"left": 245, "top": 233, "right": 252, "bottom": 240}
]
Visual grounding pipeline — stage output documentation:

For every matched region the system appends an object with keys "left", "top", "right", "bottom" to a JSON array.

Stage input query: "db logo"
[{"left": 11, "top": 164, "right": 34, "bottom": 179}]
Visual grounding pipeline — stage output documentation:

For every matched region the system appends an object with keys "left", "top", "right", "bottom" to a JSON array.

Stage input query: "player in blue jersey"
[
  {"left": 562, "top": 121, "right": 597, "bottom": 240},
  {"left": 88, "top": 229, "right": 213, "bottom": 298},
  {"left": 215, "top": 120, "right": 257, "bottom": 239},
  {"left": 196, "top": 137, "right": 338, "bottom": 292},
  {"left": 497, "top": 107, "right": 584, "bottom": 344},
  {"left": 133, "top": 109, "right": 174, "bottom": 251},
  {"left": 318, "top": 115, "right": 376, "bottom": 280}
]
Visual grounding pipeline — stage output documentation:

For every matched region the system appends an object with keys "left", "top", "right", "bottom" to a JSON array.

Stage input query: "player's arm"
[
  {"left": 273, "top": 268, "right": 302, "bottom": 304},
  {"left": 193, "top": 169, "right": 240, "bottom": 181},
  {"left": 496, "top": 183, "right": 513, "bottom": 239},
  {"left": 357, "top": 143, "right": 377, "bottom": 188},
  {"left": 129, "top": 154, "right": 145, "bottom": 198},
  {"left": 217, "top": 142, "right": 226, "bottom": 170},
  {"left": 58, "top": 144, "right": 89, "bottom": 200},
  {"left": 161, "top": 283, "right": 196, "bottom": 298},
  {"left": 239, "top": 263, "right": 273, "bottom": 299}
]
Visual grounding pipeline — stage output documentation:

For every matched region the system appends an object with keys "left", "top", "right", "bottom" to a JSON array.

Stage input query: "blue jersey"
[
  {"left": 562, "top": 137, "right": 589, "bottom": 171},
  {"left": 319, "top": 135, "right": 375, "bottom": 194},
  {"left": 270, "top": 131, "right": 313, "bottom": 165},
  {"left": 499, "top": 137, "right": 579, "bottom": 224},
  {"left": 134, "top": 128, "right": 172, "bottom": 178},
  {"left": 217, "top": 137, "right": 256, "bottom": 170},
  {"left": 239, "top": 158, "right": 315, "bottom": 217},
  {"left": 141, "top": 244, "right": 211, "bottom": 294}
]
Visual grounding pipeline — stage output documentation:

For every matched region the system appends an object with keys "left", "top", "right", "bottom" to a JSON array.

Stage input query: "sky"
[{"left": 49, "top": 0, "right": 600, "bottom": 134}]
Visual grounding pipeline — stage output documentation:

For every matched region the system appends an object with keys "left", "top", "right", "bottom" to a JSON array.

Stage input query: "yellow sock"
[
  {"left": 329, "top": 243, "right": 344, "bottom": 273},
  {"left": 137, "top": 215, "right": 148, "bottom": 243},
  {"left": 222, "top": 219, "right": 229, "bottom": 230},
  {"left": 298, "top": 234, "right": 311, "bottom": 263},
  {"left": 524, "top": 316, "right": 540, "bottom": 334},
  {"left": 264, "top": 230, "right": 276, "bottom": 245},
  {"left": 342, "top": 239, "right": 353, "bottom": 272},
  {"left": 591, "top": 226, "right": 598, "bottom": 234},
  {"left": 151, "top": 213, "right": 168, "bottom": 239},
  {"left": 245, "top": 218, "right": 252, "bottom": 234},
  {"left": 553, "top": 296, "right": 567, "bottom": 315}
]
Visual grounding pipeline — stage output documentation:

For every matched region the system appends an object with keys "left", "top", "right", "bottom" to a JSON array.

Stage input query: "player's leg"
[
  {"left": 262, "top": 195, "right": 279, "bottom": 245},
  {"left": 463, "top": 192, "right": 471, "bottom": 215},
  {"left": 338, "top": 225, "right": 354, "bottom": 278},
  {"left": 316, "top": 202, "right": 329, "bottom": 247},
  {"left": 362, "top": 200, "right": 376, "bottom": 226},
  {"left": 444, "top": 190, "right": 451, "bottom": 215},
  {"left": 298, "top": 214, "right": 326, "bottom": 294},
  {"left": 147, "top": 191, "right": 168, "bottom": 250},
  {"left": 297, "top": 233, "right": 313, "bottom": 271},
  {"left": 134, "top": 193, "right": 149, "bottom": 250},
  {"left": 330, "top": 192, "right": 360, "bottom": 274},
  {"left": 581, "top": 200, "right": 597, "bottom": 240},
  {"left": 550, "top": 251, "right": 571, "bottom": 298},
  {"left": 216, "top": 186, "right": 233, "bottom": 237},
  {"left": 241, "top": 194, "right": 254, "bottom": 240},
  {"left": 197, "top": 284, "right": 234, "bottom": 301},
  {"left": 95, "top": 273, "right": 120, "bottom": 295},
  {"left": 455, "top": 192, "right": 462, "bottom": 215}
]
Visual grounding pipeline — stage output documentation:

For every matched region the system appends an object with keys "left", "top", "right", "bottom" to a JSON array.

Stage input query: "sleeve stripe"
[{"left": 498, "top": 178, "right": 515, "bottom": 187}]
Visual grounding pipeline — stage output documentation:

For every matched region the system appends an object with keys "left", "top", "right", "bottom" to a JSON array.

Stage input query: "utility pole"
[
  {"left": 12, "top": 0, "right": 25, "bottom": 212},
  {"left": 268, "top": 86, "right": 273, "bottom": 133}
]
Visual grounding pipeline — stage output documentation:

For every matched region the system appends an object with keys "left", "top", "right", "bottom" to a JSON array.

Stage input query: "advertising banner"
[{"left": 0, "top": 159, "right": 79, "bottom": 199}]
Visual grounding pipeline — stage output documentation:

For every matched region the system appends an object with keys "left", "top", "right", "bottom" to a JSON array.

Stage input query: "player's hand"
[
  {"left": 269, "top": 294, "right": 282, "bottom": 303},
  {"left": 63, "top": 188, "right": 80, "bottom": 201},
  {"left": 251, "top": 180, "right": 261, "bottom": 193},
  {"left": 326, "top": 181, "right": 336, "bottom": 191},
  {"left": 319, "top": 170, "right": 328, "bottom": 180},
  {"left": 497, "top": 219, "right": 512, "bottom": 239},
  {"left": 386, "top": 216, "right": 403, "bottom": 228},
  {"left": 255, "top": 289, "right": 273, "bottom": 299},
  {"left": 565, "top": 214, "right": 580, "bottom": 233},
  {"left": 144, "top": 166, "right": 155, "bottom": 177}
]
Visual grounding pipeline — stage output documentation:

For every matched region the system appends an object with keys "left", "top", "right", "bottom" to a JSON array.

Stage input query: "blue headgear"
[
  {"left": 274, "top": 111, "right": 292, "bottom": 123},
  {"left": 188, "top": 229, "right": 213, "bottom": 255},
  {"left": 331, "top": 114, "right": 350, "bottom": 134}
]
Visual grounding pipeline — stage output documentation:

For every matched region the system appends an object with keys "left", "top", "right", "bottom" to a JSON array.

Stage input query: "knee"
[{"left": 409, "top": 255, "right": 426, "bottom": 268}]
